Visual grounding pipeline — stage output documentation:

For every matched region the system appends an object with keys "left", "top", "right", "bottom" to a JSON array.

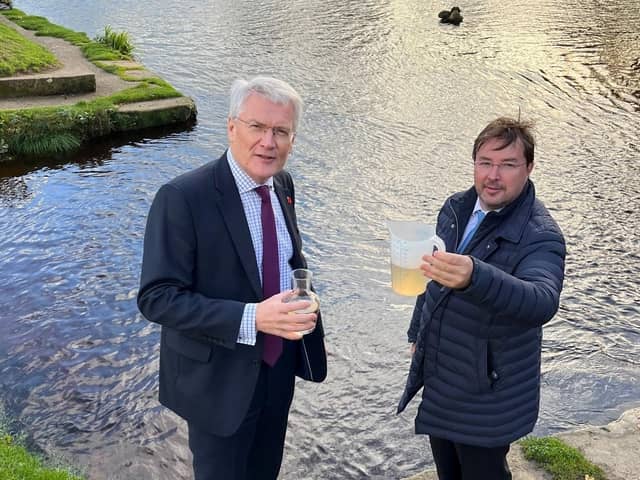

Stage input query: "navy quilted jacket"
[{"left": 397, "top": 180, "right": 566, "bottom": 447}]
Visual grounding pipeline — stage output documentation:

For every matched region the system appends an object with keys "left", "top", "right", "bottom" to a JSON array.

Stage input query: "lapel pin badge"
[{"left": 286, "top": 196, "right": 292, "bottom": 204}]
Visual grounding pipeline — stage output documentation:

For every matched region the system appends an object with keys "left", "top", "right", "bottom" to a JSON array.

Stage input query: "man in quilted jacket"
[{"left": 398, "top": 117, "right": 566, "bottom": 480}]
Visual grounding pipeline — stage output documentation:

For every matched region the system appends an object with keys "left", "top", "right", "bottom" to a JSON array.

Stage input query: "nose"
[
  {"left": 487, "top": 164, "right": 501, "bottom": 178},
  {"left": 259, "top": 127, "right": 277, "bottom": 147}
]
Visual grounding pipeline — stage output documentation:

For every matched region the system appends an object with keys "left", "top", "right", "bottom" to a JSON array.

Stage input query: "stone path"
[
  {"left": 0, "top": 13, "right": 134, "bottom": 109},
  {"left": 556, "top": 407, "right": 640, "bottom": 480},
  {"left": 0, "top": 12, "right": 195, "bottom": 135}
]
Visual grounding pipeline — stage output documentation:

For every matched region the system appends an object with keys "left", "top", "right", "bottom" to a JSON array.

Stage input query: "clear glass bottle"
[{"left": 285, "top": 268, "right": 319, "bottom": 335}]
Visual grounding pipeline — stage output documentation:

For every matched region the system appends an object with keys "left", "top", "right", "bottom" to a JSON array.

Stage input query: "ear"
[
  {"left": 227, "top": 117, "right": 236, "bottom": 143},
  {"left": 527, "top": 161, "right": 534, "bottom": 175},
  {"left": 288, "top": 134, "right": 296, "bottom": 155}
]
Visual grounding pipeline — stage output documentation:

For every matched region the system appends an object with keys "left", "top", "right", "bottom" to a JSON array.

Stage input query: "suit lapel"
[
  {"left": 213, "top": 154, "right": 263, "bottom": 299},
  {"left": 274, "top": 174, "right": 304, "bottom": 269}
]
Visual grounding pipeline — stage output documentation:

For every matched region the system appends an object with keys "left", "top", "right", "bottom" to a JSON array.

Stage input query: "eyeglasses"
[
  {"left": 234, "top": 117, "right": 294, "bottom": 143},
  {"left": 474, "top": 160, "right": 526, "bottom": 173}
]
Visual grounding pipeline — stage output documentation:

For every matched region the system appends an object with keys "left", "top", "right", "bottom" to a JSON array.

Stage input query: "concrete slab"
[
  {"left": 112, "top": 97, "right": 197, "bottom": 132},
  {"left": 0, "top": 72, "right": 95, "bottom": 98}
]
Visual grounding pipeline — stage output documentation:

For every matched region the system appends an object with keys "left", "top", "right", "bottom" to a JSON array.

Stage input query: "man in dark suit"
[{"left": 138, "top": 76, "right": 327, "bottom": 480}]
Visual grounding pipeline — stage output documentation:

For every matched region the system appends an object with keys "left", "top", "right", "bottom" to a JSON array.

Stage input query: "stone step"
[
  {"left": 0, "top": 72, "right": 96, "bottom": 98},
  {"left": 112, "top": 96, "right": 197, "bottom": 132}
]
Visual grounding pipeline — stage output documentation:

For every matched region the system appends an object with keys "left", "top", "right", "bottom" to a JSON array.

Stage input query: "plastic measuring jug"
[{"left": 387, "top": 220, "right": 446, "bottom": 296}]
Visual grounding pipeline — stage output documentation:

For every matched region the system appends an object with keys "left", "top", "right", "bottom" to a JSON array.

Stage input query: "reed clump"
[{"left": 94, "top": 25, "right": 134, "bottom": 58}]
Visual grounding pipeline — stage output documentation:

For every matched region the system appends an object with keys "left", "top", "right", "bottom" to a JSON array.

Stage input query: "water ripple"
[{"left": 1, "top": 0, "right": 640, "bottom": 478}]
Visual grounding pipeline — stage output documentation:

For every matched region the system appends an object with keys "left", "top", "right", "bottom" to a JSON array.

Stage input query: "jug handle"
[{"left": 431, "top": 235, "right": 446, "bottom": 254}]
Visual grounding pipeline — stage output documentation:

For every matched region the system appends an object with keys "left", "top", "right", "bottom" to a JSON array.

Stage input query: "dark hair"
[{"left": 472, "top": 117, "right": 535, "bottom": 164}]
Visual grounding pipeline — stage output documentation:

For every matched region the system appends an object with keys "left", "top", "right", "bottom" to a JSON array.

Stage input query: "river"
[{"left": 1, "top": 0, "right": 639, "bottom": 478}]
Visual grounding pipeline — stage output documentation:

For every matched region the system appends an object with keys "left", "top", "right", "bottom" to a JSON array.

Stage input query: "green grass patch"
[
  {"left": 109, "top": 79, "right": 180, "bottom": 103},
  {"left": 519, "top": 437, "right": 607, "bottom": 480},
  {"left": 0, "top": 402, "right": 84, "bottom": 480},
  {"left": 0, "top": 81, "right": 182, "bottom": 156},
  {"left": 0, "top": 22, "right": 58, "bottom": 76},
  {"left": 1, "top": 9, "right": 182, "bottom": 97},
  {"left": 0, "top": 436, "right": 84, "bottom": 480},
  {"left": 1, "top": 9, "right": 131, "bottom": 62},
  {"left": 0, "top": 80, "right": 183, "bottom": 157},
  {"left": 0, "top": 8, "right": 190, "bottom": 158},
  {"left": 94, "top": 61, "right": 144, "bottom": 81},
  {"left": 1, "top": 102, "right": 110, "bottom": 157}
]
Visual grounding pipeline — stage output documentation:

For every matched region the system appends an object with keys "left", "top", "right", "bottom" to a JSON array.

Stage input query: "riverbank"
[
  {"left": 0, "top": 402, "right": 84, "bottom": 479},
  {"left": 404, "top": 407, "right": 640, "bottom": 480},
  {"left": 0, "top": 8, "right": 196, "bottom": 159}
]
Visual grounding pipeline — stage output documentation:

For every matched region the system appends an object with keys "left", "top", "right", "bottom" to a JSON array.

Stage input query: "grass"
[
  {"left": 0, "top": 403, "right": 84, "bottom": 480},
  {"left": 0, "top": 77, "right": 182, "bottom": 157},
  {"left": 0, "top": 8, "right": 189, "bottom": 158},
  {"left": 0, "top": 22, "right": 58, "bottom": 77},
  {"left": 95, "top": 25, "right": 134, "bottom": 57},
  {"left": 1, "top": 9, "right": 132, "bottom": 62},
  {"left": 520, "top": 436, "right": 607, "bottom": 480}
]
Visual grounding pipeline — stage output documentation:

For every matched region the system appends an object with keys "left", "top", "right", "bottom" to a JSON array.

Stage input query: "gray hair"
[{"left": 228, "top": 76, "right": 304, "bottom": 132}]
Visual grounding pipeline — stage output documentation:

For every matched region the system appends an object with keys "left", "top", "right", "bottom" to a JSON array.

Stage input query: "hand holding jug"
[{"left": 387, "top": 220, "right": 446, "bottom": 296}]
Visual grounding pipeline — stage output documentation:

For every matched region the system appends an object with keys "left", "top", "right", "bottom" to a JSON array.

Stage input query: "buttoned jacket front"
[{"left": 138, "top": 152, "right": 327, "bottom": 437}]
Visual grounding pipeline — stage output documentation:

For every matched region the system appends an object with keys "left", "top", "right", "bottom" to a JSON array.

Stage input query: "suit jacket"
[{"left": 137, "top": 152, "right": 327, "bottom": 436}]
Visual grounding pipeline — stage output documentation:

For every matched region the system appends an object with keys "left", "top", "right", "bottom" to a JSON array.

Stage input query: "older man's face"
[{"left": 227, "top": 93, "right": 295, "bottom": 184}]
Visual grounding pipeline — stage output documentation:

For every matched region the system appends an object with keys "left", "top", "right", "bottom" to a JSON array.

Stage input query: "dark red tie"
[{"left": 255, "top": 186, "right": 283, "bottom": 366}]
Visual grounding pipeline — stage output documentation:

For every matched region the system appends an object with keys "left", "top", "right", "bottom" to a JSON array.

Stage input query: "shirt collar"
[
  {"left": 226, "top": 149, "right": 274, "bottom": 194},
  {"left": 473, "top": 197, "right": 502, "bottom": 215}
]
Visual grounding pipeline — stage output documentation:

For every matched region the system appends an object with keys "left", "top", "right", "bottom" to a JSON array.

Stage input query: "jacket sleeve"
[
  {"left": 462, "top": 230, "right": 566, "bottom": 328},
  {"left": 137, "top": 183, "right": 245, "bottom": 349},
  {"left": 407, "top": 292, "right": 425, "bottom": 342}
]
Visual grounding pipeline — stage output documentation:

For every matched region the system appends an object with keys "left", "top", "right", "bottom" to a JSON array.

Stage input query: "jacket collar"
[
  {"left": 450, "top": 180, "right": 535, "bottom": 245},
  {"left": 272, "top": 170, "right": 305, "bottom": 270},
  {"left": 211, "top": 152, "right": 262, "bottom": 298}
]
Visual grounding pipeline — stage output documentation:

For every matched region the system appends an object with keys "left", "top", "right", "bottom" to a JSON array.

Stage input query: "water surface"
[{"left": 1, "top": 0, "right": 639, "bottom": 478}]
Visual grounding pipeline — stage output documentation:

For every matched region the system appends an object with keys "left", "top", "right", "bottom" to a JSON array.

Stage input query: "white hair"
[{"left": 228, "top": 76, "right": 303, "bottom": 132}]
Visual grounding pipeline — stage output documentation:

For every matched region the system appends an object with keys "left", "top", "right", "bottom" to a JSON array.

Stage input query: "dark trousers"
[
  {"left": 188, "top": 342, "right": 296, "bottom": 480},
  {"left": 429, "top": 435, "right": 512, "bottom": 480}
]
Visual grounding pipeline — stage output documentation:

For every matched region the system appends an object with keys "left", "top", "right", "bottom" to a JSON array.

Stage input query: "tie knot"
[
  {"left": 475, "top": 210, "right": 486, "bottom": 222},
  {"left": 255, "top": 185, "right": 271, "bottom": 203}
]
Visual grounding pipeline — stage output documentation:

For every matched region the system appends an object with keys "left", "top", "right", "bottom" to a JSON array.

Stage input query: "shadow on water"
[
  {"left": 0, "top": 122, "right": 196, "bottom": 180},
  {"left": 0, "top": 122, "right": 196, "bottom": 207}
]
